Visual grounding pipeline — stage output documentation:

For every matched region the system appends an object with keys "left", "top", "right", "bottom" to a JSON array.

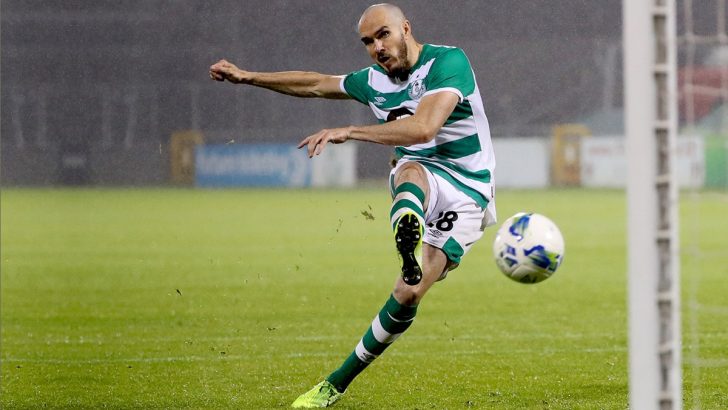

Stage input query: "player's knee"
[
  {"left": 394, "top": 162, "right": 426, "bottom": 186},
  {"left": 393, "top": 284, "right": 425, "bottom": 306}
]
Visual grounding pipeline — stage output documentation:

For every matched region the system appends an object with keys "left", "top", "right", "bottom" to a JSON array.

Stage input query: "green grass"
[{"left": 1, "top": 188, "right": 726, "bottom": 409}]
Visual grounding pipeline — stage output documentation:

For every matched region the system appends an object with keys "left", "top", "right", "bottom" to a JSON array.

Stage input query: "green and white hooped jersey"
[{"left": 340, "top": 44, "right": 495, "bottom": 209}]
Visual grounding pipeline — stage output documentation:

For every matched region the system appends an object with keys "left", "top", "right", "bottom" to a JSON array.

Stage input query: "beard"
[{"left": 385, "top": 38, "right": 411, "bottom": 81}]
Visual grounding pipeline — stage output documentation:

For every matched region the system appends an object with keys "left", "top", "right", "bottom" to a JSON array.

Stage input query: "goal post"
[{"left": 623, "top": 0, "right": 682, "bottom": 409}]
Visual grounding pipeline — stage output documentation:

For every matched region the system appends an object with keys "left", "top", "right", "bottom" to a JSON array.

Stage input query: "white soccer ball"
[{"left": 492, "top": 212, "right": 565, "bottom": 284}]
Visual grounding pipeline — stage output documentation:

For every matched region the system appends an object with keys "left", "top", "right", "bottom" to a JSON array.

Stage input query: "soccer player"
[{"left": 210, "top": 3, "right": 496, "bottom": 408}]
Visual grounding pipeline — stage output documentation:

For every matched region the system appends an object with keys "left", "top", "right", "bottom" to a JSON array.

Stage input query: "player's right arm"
[{"left": 209, "top": 59, "right": 350, "bottom": 100}]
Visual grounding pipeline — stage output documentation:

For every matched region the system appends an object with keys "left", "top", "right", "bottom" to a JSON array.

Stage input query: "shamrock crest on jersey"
[{"left": 407, "top": 79, "right": 426, "bottom": 100}]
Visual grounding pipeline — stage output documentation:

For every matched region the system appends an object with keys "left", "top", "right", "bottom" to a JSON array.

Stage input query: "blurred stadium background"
[
  {"left": 1, "top": 0, "right": 725, "bottom": 188},
  {"left": 1, "top": 1, "right": 727, "bottom": 408}
]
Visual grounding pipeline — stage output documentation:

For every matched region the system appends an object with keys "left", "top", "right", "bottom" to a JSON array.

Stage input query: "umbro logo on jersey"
[{"left": 374, "top": 96, "right": 387, "bottom": 105}]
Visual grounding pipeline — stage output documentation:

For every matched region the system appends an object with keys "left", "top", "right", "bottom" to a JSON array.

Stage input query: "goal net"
[{"left": 679, "top": 1, "right": 728, "bottom": 410}]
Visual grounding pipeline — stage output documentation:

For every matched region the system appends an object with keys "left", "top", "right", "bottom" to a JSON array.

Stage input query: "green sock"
[
  {"left": 389, "top": 182, "right": 426, "bottom": 230},
  {"left": 326, "top": 294, "right": 418, "bottom": 392}
]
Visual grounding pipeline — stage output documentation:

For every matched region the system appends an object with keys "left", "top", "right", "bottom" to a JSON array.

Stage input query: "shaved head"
[{"left": 358, "top": 3, "right": 406, "bottom": 31}]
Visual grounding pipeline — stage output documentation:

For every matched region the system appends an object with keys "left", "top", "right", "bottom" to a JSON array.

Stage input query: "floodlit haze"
[{"left": 0, "top": 0, "right": 722, "bottom": 184}]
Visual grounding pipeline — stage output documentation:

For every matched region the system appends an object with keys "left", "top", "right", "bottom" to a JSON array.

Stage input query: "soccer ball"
[{"left": 492, "top": 212, "right": 565, "bottom": 284}]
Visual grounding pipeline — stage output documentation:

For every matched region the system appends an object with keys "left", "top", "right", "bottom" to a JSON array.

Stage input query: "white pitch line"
[
  {"left": 1, "top": 331, "right": 618, "bottom": 346},
  {"left": 1, "top": 355, "right": 248, "bottom": 365},
  {"left": 690, "top": 304, "right": 728, "bottom": 315},
  {"left": 685, "top": 358, "right": 728, "bottom": 368},
  {"left": 2, "top": 345, "right": 627, "bottom": 365}
]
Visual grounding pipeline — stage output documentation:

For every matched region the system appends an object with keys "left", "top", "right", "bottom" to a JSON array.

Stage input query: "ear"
[{"left": 402, "top": 20, "right": 411, "bottom": 37}]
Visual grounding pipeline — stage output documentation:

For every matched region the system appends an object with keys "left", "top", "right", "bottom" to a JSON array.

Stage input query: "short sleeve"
[
  {"left": 342, "top": 67, "right": 372, "bottom": 105},
  {"left": 424, "top": 48, "right": 476, "bottom": 101}
]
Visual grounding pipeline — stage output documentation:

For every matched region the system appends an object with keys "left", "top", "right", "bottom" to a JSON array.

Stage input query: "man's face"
[{"left": 359, "top": 11, "right": 410, "bottom": 79}]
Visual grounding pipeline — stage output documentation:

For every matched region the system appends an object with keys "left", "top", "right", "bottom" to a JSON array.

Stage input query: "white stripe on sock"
[
  {"left": 393, "top": 192, "right": 423, "bottom": 208},
  {"left": 355, "top": 340, "right": 378, "bottom": 363},
  {"left": 371, "top": 315, "right": 401, "bottom": 344}
]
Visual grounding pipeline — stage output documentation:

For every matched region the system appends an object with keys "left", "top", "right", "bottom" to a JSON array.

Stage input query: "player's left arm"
[{"left": 298, "top": 90, "right": 459, "bottom": 157}]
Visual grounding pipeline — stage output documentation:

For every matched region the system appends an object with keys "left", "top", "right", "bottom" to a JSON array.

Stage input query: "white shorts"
[{"left": 389, "top": 160, "right": 497, "bottom": 270}]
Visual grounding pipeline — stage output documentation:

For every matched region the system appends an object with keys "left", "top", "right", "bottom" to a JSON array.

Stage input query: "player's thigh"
[{"left": 423, "top": 174, "right": 487, "bottom": 270}]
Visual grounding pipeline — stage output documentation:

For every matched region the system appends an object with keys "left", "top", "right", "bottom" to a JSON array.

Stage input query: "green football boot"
[
  {"left": 394, "top": 212, "right": 424, "bottom": 286},
  {"left": 291, "top": 380, "right": 344, "bottom": 408}
]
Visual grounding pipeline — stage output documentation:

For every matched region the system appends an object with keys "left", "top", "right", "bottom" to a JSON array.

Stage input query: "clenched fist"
[{"left": 209, "top": 59, "right": 247, "bottom": 84}]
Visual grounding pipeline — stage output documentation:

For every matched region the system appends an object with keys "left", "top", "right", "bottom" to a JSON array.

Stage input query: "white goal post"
[{"left": 623, "top": 0, "right": 682, "bottom": 409}]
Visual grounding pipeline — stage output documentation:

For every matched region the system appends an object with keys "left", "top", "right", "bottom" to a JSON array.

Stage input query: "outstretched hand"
[
  {"left": 298, "top": 127, "right": 352, "bottom": 158},
  {"left": 209, "top": 59, "right": 246, "bottom": 83}
]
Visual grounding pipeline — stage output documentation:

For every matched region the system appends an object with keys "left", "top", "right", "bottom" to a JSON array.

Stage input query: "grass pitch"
[{"left": 1, "top": 188, "right": 726, "bottom": 409}]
